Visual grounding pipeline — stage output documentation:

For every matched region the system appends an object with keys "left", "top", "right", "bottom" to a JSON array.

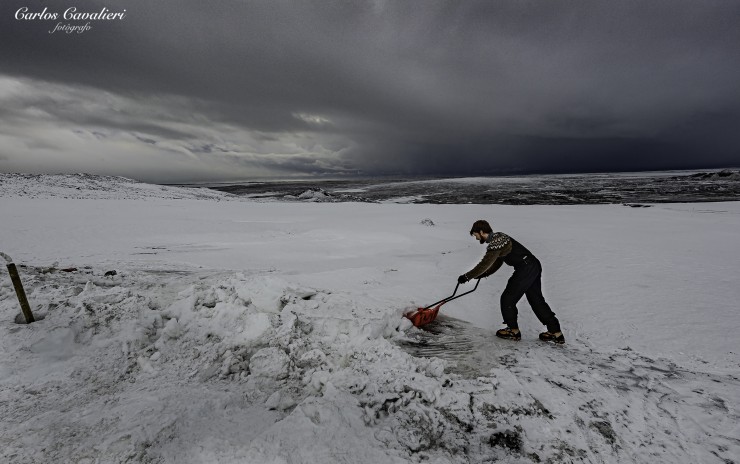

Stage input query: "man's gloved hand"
[{"left": 457, "top": 274, "right": 468, "bottom": 285}]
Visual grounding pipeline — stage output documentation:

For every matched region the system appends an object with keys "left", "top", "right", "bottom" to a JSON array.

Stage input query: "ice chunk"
[{"left": 250, "top": 347, "right": 290, "bottom": 380}]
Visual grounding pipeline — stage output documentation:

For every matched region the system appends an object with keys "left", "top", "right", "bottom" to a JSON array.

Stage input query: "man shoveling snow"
[{"left": 458, "top": 220, "right": 565, "bottom": 344}]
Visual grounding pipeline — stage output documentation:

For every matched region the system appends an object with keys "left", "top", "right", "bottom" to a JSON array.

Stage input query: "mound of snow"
[
  {"left": 0, "top": 173, "right": 236, "bottom": 200},
  {"left": 297, "top": 188, "right": 333, "bottom": 202},
  {"left": 2, "top": 266, "right": 738, "bottom": 463}
]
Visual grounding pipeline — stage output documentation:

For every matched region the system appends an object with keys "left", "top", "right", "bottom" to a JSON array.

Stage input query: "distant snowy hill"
[
  {"left": 207, "top": 169, "right": 740, "bottom": 204},
  {"left": 687, "top": 169, "right": 740, "bottom": 180},
  {"left": 0, "top": 173, "right": 235, "bottom": 200}
]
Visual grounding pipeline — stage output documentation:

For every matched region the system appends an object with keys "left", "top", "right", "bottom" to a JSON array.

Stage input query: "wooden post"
[{"left": 1, "top": 253, "right": 35, "bottom": 323}]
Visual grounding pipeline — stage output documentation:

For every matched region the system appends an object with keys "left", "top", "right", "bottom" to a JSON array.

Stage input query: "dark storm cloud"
[{"left": 1, "top": 0, "right": 739, "bottom": 180}]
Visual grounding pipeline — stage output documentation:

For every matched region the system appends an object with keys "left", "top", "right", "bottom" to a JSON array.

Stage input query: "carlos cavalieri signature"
[{"left": 15, "top": 6, "right": 127, "bottom": 34}]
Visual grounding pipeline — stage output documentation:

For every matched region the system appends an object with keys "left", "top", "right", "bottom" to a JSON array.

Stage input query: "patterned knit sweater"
[{"left": 463, "top": 232, "right": 513, "bottom": 280}]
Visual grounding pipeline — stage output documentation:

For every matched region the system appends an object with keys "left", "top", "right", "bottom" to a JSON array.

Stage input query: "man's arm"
[
  {"left": 477, "top": 257, "right": 505, "bottom": 279},
  {"left": 463, "top": 234, "right": 512, "bottom": 280}
]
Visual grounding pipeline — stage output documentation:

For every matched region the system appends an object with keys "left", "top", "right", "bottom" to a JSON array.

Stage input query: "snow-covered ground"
[{"left": 1, "top": 175, "right": 738, "bottom": 463}]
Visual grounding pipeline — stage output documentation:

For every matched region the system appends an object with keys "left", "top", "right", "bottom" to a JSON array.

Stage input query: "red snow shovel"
[{"left": 405, "top": 279, "right": 481, "bottom": 327}]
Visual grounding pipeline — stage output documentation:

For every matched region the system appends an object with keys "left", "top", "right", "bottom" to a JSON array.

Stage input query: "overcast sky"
[{"left": 1, "top": 0, "right": 739, "bottom": 182}]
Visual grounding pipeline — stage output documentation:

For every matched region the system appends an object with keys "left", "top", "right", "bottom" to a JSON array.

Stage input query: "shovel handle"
[{"left": 423, "top": 279, "right": 480, "bottom": 310}]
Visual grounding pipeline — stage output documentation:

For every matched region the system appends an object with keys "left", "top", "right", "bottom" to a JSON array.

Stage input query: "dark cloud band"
[{"left": 1, "top": 0, "right": 739, "bottom": 181}]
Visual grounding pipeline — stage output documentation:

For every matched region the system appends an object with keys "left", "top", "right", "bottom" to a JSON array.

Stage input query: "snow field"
[{"left": 1, "top": 183, "right": 739, "bottom": 463}]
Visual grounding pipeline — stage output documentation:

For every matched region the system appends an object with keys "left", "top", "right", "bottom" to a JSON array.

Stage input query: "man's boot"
[
  {"left": 539, "top": 331, "right": 565, "bottom": 344},
  {"left": 496, "top": 327, "right": 521, "bottom": 341}
]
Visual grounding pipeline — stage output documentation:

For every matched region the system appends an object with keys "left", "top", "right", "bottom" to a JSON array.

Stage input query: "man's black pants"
[{"left": 500, "top": 260, "right": 561, "bottom": 333}]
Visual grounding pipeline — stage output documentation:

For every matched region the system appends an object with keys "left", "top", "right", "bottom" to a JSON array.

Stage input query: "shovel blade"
[{"left": 405, "top": 304, "right": 442, "bottom": 327}]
